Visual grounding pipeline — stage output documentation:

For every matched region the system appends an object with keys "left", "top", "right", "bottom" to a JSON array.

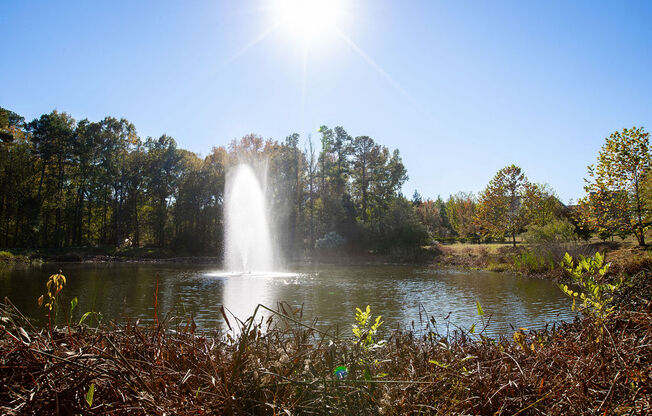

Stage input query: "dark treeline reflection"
[{"left": 0, "top": 107, "right": 428, "bottom": 258}]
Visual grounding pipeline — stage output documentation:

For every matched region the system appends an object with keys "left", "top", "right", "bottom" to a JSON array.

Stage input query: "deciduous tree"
[
  {"left": 579, "top": 127, "right": 651, "bottom": 246},
  {"left": 475, "top": 165, "right": 529, "bottom": 247},
  {"left": 446, "top": 192, "right": 477, "bottom": 238},
  {"left": 522, "top": 183, "right": 564, "bottom": 227}
]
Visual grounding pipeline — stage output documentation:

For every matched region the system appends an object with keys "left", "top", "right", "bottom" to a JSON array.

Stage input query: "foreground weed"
[
  {"left": 352, "top": 305, "right": 386, "bottom": 380},
  {"left": 37, "top": 270, "right": 66, "bottom": 328},
  {"left": 37, "top": 270, "right": 66, "bottom": 312},
  {"left": 352, "top": 305, "right": 383, "bottom": 348},
  {"left": 559, "top": 252, "right": 623, "bottom": 320}
]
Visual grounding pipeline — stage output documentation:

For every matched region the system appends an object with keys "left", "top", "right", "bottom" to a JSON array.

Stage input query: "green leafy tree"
[
  {"left": 27, "top": 111, "right": 76, "bottom": 247},
  {"left": 305, "top": 135, "right": 317, "bottom": 247},
  {"left": 268, "top": 133, "right": 306, "bottom": 255},
  {"left": 578, "top": 127, "right": 651, "bottom": 246},
  {"left": 122, "top": 140, "right": 147, "bottom": 247},
  {"left": 0, "top": 107, "right": 25, "bottom": 143},
  {"left": 317, "top": 126, "right": 334, "bottom": 196},
  {"left": 96, "top": 117, "right": 138, "bottom": 246},
  {"left": 523, "top": 218, "right": 577, "bottom": 244},
  {"left": 386, "top": 149, "right": 408, "bottom": 197},
  {"left": 475, "top": 165, "right": 529, "bottom": 247},
  {"left": 522, "top": 183, "right": 564, "bottom": 227},
  {"left": 0, "top": 108, "right": 28, "bottom": 244},
  {"left": 227, "top": 133, "right": 269, "bottom": 165},
  {"left": 0, "top": 107, "right": 419, "bottom": 257},
  {"left": 351, "top": 136, "right": 379, "bottom": 223},
  {"left": 331, "top": 126, "right": 353, "bottom": 193},
  {"left": 172, "top": 150, "right": 205, "bottom": 252},
  {"left": 0, "top": 123, "right": 36, "bottom": 246},
  {"left": 411, "top": 190, "right": 422, "bottom": 207},
  {"left": 145, "top": 135, "right": 182, "bottom": 247},
  {"left": 70, "top": 119, "right": 103, "bottom": 245},
  {"left": 378, "top": 197, "right": 429, "bottom": 251}
]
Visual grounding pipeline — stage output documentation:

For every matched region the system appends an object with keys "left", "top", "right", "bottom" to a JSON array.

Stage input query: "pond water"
[{"left": 0, "top": 263, "right": 576, "bottom": 337}]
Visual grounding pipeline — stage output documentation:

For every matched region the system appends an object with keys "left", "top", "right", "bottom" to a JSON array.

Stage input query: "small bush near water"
[
  {"left": 0, "top": 250, "right": 30, "bottom": 264},
  {"left": 522, "top": 218, "right": 577, "bottom": 245},
  {"left": 1, "top": 293, "right": 650, "bottom": 415}
]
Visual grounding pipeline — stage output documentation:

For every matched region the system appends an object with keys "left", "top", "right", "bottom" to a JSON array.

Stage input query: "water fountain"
[{"left": 224, "top": 164, "right": 274, "bottom": 272}]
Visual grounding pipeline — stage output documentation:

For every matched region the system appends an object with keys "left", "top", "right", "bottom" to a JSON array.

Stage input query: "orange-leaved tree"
[
  {"left": 446, "top": 192, "right": 478, "bottom": 238},
  {"left": 578, "top": 127, "right": 651, "bottom": 246}
]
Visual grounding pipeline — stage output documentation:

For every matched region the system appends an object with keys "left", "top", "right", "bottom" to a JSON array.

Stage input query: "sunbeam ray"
[
  {"left": 226, "top": 5, "right": 275, "bottom": 18},
  {"left": 223, "top": 23, "right": 282, "bottom": 66},
  {"left": 300, "top": 45, "right": 308, "bottom": 136},
  {"left": 335, "top": 28, "right": 436, "bottom": 124}
]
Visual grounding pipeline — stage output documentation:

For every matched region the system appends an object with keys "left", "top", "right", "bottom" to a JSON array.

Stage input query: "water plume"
[{"left": 224, "top": 164, "right": 274, "bottom": 272}]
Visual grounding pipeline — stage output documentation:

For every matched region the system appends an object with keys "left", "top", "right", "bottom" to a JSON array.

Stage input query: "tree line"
[
  {"left": 411, "top": 126, "right": 651, "bottom": 247},
  {"left": 411, "top": 170, "right": 571, "bottom": 246},
  {"left": 0, "top": 107, "right": 427, "bottom": 257},
  {"left": 1, "top": 106, "right": 649, "bottom": 257}
]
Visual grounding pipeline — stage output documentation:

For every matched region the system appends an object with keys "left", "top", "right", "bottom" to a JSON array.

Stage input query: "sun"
[{"left": 273, "top": 0, "right": 344, "bottom": 44}]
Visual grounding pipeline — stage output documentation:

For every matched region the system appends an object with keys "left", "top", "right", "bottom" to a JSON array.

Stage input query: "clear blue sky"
[{"left": 2, "top": 0, "right": 651, "bottom": 203}]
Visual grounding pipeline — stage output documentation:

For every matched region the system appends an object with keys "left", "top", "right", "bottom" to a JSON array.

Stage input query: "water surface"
[{"left": 0, "top": 263, "right": 575, "bottom": 337}]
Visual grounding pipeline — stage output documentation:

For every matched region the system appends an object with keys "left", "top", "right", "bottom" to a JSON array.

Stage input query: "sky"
[{"left": 1, "top": 0, "right": 651, "bottom": 203}]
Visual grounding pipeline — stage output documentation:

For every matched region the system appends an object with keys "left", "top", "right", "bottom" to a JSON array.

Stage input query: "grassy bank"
[
  {"left": 1, "top": 276, "right": 650, "bottom": 415},
  {"left": 0, "top": 250, "right": 32, "bottom": 264},
  {"left": 0, "top": 245, "right": 439, "bottom": 265},
  {"left": 2, "top": 241, "right": 650, "bottom": 280},
  {"left": 435, "top": 241, "right": 652, "bottom": 281},
  {"left": 0, "top": 246, "right": 222, "bottom": 264}
]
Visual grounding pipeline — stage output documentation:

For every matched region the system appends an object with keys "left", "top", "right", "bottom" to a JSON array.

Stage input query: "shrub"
[
  {"left": 513, "top": 251, "right": 553, "bottom": 274},
  {"left": 315, "top": 232, "right": 346, "bottom": 250},
  {"left": 378, "top": 198, "right": 429, "bottom": 250},
  {"left": 523, "top": 218, "right": 577, "bottom": 244},
  {"left": 486, "top": 262, "right": 510, "bottom": 272},
  {"left": 0, "top": 251, "right": 14, "bottom": 261},
  {"left": 0, "top": 250, "right": 30, "bottom": 263},
  {"left": 559, "top": 252, "right": 624, "bottom": 321}
]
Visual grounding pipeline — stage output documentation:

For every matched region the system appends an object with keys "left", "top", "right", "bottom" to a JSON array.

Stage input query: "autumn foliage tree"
[
  {"left": 415, "top": 198, "right": 448, "bottom": 237},
  {"left": 522, "top": 183, "right": 565, "bottom": 227},
  {"left": 578, "top": 127, "right": 651, "bottom": 246},
  {"left": 475, "top": 165, "right": 531, "bottom": 247},
  {"left": 446, "top": 192, "right": 478, "bottom": 238}
]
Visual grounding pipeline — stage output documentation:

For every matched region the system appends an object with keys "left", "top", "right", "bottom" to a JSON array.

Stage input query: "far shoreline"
[{"left": 2, "top": 241, "right": 649, "bottom": 286}]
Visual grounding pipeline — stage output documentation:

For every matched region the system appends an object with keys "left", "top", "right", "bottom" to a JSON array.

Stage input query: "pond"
[{"left": 0, "top": 263, "right": 576, "bottom": 337}]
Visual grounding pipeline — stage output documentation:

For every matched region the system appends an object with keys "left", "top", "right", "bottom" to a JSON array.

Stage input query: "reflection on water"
[{"left": 0, "top": 263, "right": 576, "bottom": 337}]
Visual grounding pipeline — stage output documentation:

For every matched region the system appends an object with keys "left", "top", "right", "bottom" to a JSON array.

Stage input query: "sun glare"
[{"left": 274, "top": 0, "right": 343, "bottom": 43}]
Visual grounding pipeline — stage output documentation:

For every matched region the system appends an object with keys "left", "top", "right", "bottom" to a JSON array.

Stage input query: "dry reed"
[{"left": 0, "top": 295, "right": 650, "bottom": 415}]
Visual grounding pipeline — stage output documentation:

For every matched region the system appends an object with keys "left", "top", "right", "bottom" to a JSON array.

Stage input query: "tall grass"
[{"left": 1, "top": 296, "right": 650, "bottom": 415}]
